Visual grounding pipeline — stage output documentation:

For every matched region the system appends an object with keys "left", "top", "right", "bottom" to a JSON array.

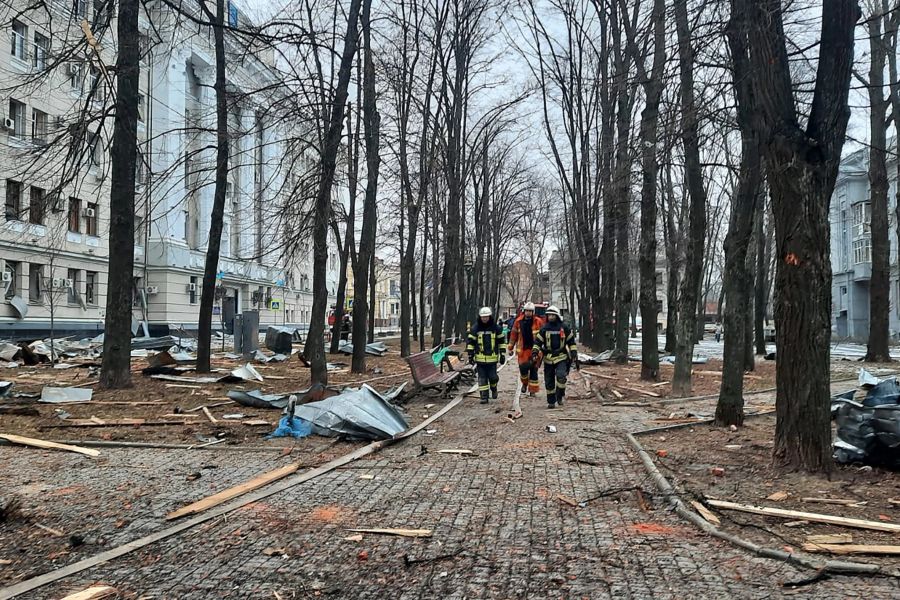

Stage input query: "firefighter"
[
  {"left": 467, "top": 306, "right": 506, "bottom": 404},
  {"left": 507, "top": 302, "right": 545, "bottom": 396},
  {"left": 532, "top": 305, "right": 577, "bottom": 408}
]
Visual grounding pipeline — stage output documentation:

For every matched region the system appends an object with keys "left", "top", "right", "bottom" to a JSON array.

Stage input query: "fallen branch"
[{"left": 346, "top": 528, "right": 432, "bottom": 538}]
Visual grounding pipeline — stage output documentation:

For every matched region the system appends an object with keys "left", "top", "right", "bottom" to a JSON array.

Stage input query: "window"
[
  {"left": 189, "top": 275, "right": 197, "bottom": 304},
  {"left": 85, "top": 271, "right": 97, "bottom": 305},
  {"left": 5, "top": 180, "right": 22, "bottom": 221},
  {"left": 73, "top": 0, "right": 88, "bottom": 18},
  {"left": 852, "top": 202, "right": 871, "bottom": 238},
  {"left": 69, "top": 62, "right": 83, "bottom": 94},
  {"left": 8, "top": 99, "right": 26, "bottom": 137},
  {"left": 32, "top": 33, "right": 48, "bottom": 70},
  {"left": 853, "top": 237, "right": 871, "bottom": 264},
  {"left": 31, "top": 108, "right": 47, "bottom": 143},
  {"left": 85, "top": 202, "right": 98, "bottom": 236},
  {"left": 134, "top": 213, "right": 144, "bottom": 244},
  {"left": 221, "top": 222, "right": 230, "bottom": 256},
  {"left": 132, "top": 276, "right": 142, "bottom": 307},
  {"left": 28, "top": 263, "right": 42, "bottom": 303},
  {"left": 11, "top": 20, "right": 26, "bottom": 61},
  {"left": 89, "top": 66, "right": 103, "bottom": 101},
  {"left": 4, "top": 261, "right": 18, "bottom": 299},
  {"left": 68, "top": 197, "right": 81, "bottom": 232},
  {"left": 67, "top": 268, "right": 80, "bottom": 304},
  {"left": 88, "top": 131, "right": 101, "bottom": 170},
  {"left": 94, "top": 0, "right": 112, "bottom": 23},
  {"left": 138, "top": 33, "right": 150, "bottom": 63},
  {"left": 29, "top": 186, "right": 44, "bottom": 225},
  {"left": 137, "top": 93, "right": 145, "bottom": 123}
]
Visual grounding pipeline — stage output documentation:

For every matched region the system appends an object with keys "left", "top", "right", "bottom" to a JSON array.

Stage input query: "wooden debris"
[
  {"left": 166, "top": 463, "right": 301, "bottom": 520},
  {"left": 611, "top": 389, "right": 624, "bottom": 399},
  {"left": 801, "top": 497, "right": 861, "bottom": 506},
  {"left": 557, "top": 494, "right": 579, "bottom": 507},
  {"left": 344, "top": 534, "right": 364, "bottom": 542},
  {"left": 186, "top": 401, "right": 234, "bottom": 412},
  {"left": 558, "top": 417, "right": 597, "bottom": 422},
  {"left": 0, "top": 433, "right": 99, "bottom": 457},
  {"left": 0, "top": 559, "right": 12, "bottom": 565},
  {"left": 436, "top": 449, "right": 473, "bottom": 455},
  {"left": 202, "top": 406, "right": 218, "bottom": 424},
  {"left": 59, "top": 585, "right": 118, "bottom": 600},
  {"left": 580, "top": 369, "right": 616, "bottom": 380},
  {"left": 35, "top": 523, "right": 65, "bottom": 536},
  {"left": 887, "top": 498, "right": 900, "bottom": 506},
  {"left": 359, "top": 474, "right": 375, "bottom": 480},
  {"left": 784, "top": 520, "right": 810, "bottom": 527},
  {"left": 345, "top": 528, "right": 432, "bottom": 538},
  {"left": 766, "top": 491, "right": 790, "bottom": 502},
  {"left": 689, "top": 500, "right": 721, "bottom": 525},
  {"left": 242, "top": 420, "right": 270, "bottom": 426},
  {"left": 165, "top": 384, "right": 203, "bottom": 389},
  {"left": 806, "top": 533, "right": 853, "bottom": 545},
  {"left": 617, "top": 386, "right": 661, "bottom": 398},
  {"left": 42, "top": 419, "right": 188, "bottom": 428},
  {"left": 706, "top": 499, "right": 900, "bottom": 533},
  {"left": 801, "top": 543, "right": 900, "bottom": 556},
  {"left": 651, "top": 381, "right": 669, "bottom": 387}
]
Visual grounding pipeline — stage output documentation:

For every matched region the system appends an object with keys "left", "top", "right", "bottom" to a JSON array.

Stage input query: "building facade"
[
  {"left": 829, "top": 146, "right": 900, "bottom": 341},
  {"left": 1, "top": 0, "right": 340, "bottom": 339}
]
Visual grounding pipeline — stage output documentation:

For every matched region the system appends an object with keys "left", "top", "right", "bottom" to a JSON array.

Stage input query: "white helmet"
[
  {"left": 546, "top": 305, "right": 561, "bottom": 317},
  {"left": 479, "top": 306, "right": 493, "bottom": 318},
  {"left": 523, "top": 302, "right": 535, "bottom": 311}
]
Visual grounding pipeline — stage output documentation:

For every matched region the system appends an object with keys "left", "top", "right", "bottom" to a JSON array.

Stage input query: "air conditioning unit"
[
  {"left": 1, "top": 271, "right": 11, "bottom": 283},
  {"left": 83, "top": 207, "right": 96, "bottom": 218},
  {"left": 187, "top": 283, "right": 197, "bottom": 292},
  {"left": 145, "top": 285, "right": 159, "bottom": 295},
  {"left": 3, "top": 118, "right": 14, "bottom": 131}
]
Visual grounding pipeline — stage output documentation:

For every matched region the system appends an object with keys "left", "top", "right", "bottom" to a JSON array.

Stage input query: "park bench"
[{"left": 406, "top": 351, "right": 461, "bottom": 397}]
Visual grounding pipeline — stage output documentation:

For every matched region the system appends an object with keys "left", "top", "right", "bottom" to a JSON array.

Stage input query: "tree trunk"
[
  {"left": 754, "top": 190, "right": 769, "bottom": 354},
  {"left": 716, "top": 4, "right": 763, "bottom": 425},
  {"left": 303, "top": 0, "right": 363, "bottom": 385},
  {"left": 866, "top": 6, "right": 892, "bottom": 362},
  {"left": 738, "top": 0, "right": 858, "bottom": 472},
  {"left": 100, "top": 0, "right": 139, "bottom": 388},
  {"left": 672, "top": 0, "right": 708, "bottom": 397},
  {"left": 368, "top": 250, "right": 376, "bottom": 343},
  {"left": 352, "top": 1, "right": 380, "bottom": 374},
  {"left": 330, "top": 104, "right": 360, "bottom": 355}
]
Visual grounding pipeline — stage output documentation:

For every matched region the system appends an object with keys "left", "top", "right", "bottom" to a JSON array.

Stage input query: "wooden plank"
[
  {"left": 580, "top": 369, "right": 616, "bottom": 380},
  {"left": 611, "top": 389, "right": 624, "bottom": 399},
  {"left": 436, "top": 449, "right": 473, "bottom": 455},
  {"left": 800, "top": 497, "right": 861, "bottom": 506},
  {"left": 557, "top": 494, "right": 579, "bottom": 507},
  {"left": 59, "top": 585, "right": 117, "bottom": 600},
  {"left": 202, "top": 406, "right": 218, "bottom": 424},
  {"left": 42, "top": 420, "right": 188, "bottom": 428},
  {"left": 166, "top": 463, "right": 301, "bottom": 520},
  {"left": 345, "top": 528, "right": 432, "bottom": 538},
  {"left": 689, "top": 500, "right": 721, "bottom": 525},
  {"left": 706, "top": 499, "right": 900, "bottom": 533},
  {"left": 806, "top": 534, "right": 853, "bottom": 545},
  {"left": 617, "top": 386, "right": 661, "bottom": 398},
  {"left": 0, "top": 433, "right": 99, "bottom": 457},
  {"left": 801, "top": 543, "right": 900, "bottom": 555}
]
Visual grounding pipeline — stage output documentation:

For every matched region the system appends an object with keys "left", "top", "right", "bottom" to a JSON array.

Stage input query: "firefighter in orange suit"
[{"left": 507, "top": 302, "right": 545, "bottom": 396}]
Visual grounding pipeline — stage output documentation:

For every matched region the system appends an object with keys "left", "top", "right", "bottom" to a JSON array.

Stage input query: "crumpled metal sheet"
[
  {"left": 859, "top": 368, "right": 882, "bottom": 388},
  {"left": 291, "top": 384, "right": 408, "bottom": 440},
  {"left": 40, "top": 387, "right": 93, "bottom": 403},
  {"left": 338, "top": 340, "right": 388, "bottom": 356},
  {"left": 0, "top": 343, "right": 20, "bottom": 362},
  {"left": 9, "top": 296, "right": 27, "bottom": 319},
  {"left": 228, "top": 383, "right": 339, "bottom": 410}
]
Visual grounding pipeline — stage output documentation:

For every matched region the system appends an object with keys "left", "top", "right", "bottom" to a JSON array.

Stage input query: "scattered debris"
[
  {"left": 436, "top": 449, "right": 473, "bottom": 455},
  {"left": 801, "top": 497, "right": 863, "bottom": 507},
  {"left": 0, "top": 433, "right": 99, "bottom": 457},
  {"left": 784, "top": 520, "right": 810, "bottom": 527},
  {"left": 265, "top": 326, "right": 297, "bottom": 354},
  {"left": 228, "top": 383, "right": 339, "bottom": 410},
  {"left": 767, "top": 491, "right": 790, "bottom": 502},
  {"left": 59, "top": 584, "right": 118, "bottom": 600},
  {"left": 710, "top": 467, "right": 725, "bottom": 477},
  {"left": 202, "top": 407, "right": 218, "bottom": 424},
  {"left": 705, "top": 499, "right": 900, "bottom": 533},
  {"left": 806, "top": 534, "right": 853, "bottom": 545},
  {"left": 689, "top": 500, "right": 720, "bottom": 525},
  {"left": 801, "top": 543, "right": 900, "bottom": 555},
  {"left": 35, "top": 523, "right": 65, "bottom": 537},
  {"left": 345, "top": 528, "right": 432, "bottom": 538},
  {"left": 262, "top": 546, "right": 288, "bottom": 557},
  {"left": 344, "top": 534, "right": 364, "bottom": 542},
  {"left": 546, "top": 425, "right": 557, "bottom": 433},
  {"left": 266, "top": 412, "right": 312, "bottom": 439},
  {"left": 557, "top": 494, "right": 579, "bottom": 507},
  {"left": 359, "top": 474, "right": 375, "bottom": 480},
  {"left": 338, "top": 340, "right": 388, "bottom": 356},
  {"left": 290, "top": 384, "right": 408, "bottom": 441},
  {"left": 222, "top": 413, "right": 246, "bottom": 420},
  {"left": 39, "top": 387, "right": 93, "bottom": 403}
]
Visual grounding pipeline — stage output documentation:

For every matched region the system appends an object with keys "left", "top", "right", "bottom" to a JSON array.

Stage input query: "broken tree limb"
[
  {"left": 0, "top": 434, "right": 99, "bottom": 457},
  {"left": 705, "top": 500, "right": 900, "bottom": 533},
  {"left": 202, "top": 407, "right": 218, "bottom": 424}
]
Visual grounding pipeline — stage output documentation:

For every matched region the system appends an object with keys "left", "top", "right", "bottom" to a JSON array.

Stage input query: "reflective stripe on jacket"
[
  {"left": 467, "top": 323, "right": 506, "bottom": 363},
  {"left": 535, "top": 322, "right": 576, "bottom": 364}
]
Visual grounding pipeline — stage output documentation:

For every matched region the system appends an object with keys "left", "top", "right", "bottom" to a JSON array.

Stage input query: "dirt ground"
[
  {"left": 646, "top": 413, "right": 900, "bottom": 567},
  {"left": 0, "top": 347, "right": 423, "bottom": 447}
]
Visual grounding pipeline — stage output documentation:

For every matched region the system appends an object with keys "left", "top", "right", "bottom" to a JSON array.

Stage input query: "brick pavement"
[{"left": 2, "top": 364, "right": 899, "bottom": 599}]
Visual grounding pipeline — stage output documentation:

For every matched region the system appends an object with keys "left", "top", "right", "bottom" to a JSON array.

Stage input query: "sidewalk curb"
[{"left": 626, "top": 427, "right": 895, "bottom": 578}]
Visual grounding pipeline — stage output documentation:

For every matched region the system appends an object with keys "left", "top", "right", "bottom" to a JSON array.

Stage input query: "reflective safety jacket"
[
  {"left": 508, "top": 314, "right": 545, "bottom": 364},
  {"left": 534, "top": 320, "right": 577, "bottom": 365},
  {"left": 467, "top": 320, "right": 506, "bottom": 364}
]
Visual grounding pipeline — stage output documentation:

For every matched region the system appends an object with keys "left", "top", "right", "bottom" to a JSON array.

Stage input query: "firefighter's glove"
[
  {"left": 468, "top": 354, "right": 475, "bottom": 365},
  {"left": 499, "top": 353, "right": 506, "bottom": 365}
]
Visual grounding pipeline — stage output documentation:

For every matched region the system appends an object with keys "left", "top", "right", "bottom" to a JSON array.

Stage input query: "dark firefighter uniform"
[
  {"left": 532, "top": 314, "right": 577, "bottom": 408},
  {"left": 467, "top": 316, "right": 506, "bottom": 404}
]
